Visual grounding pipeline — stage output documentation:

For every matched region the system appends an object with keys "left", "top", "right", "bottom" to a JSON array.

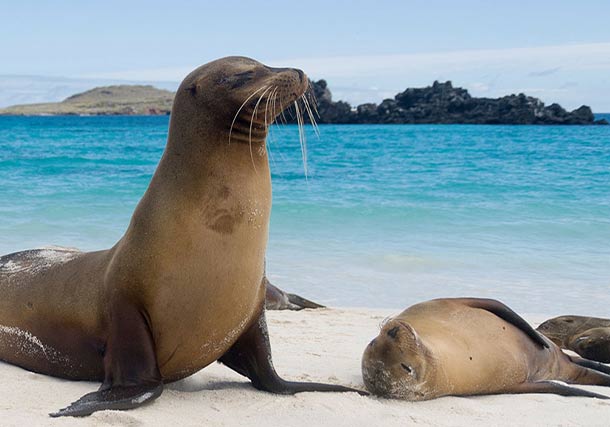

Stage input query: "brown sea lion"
[
  {"left": 0, "top": 56, "right": 362, "bottom": 418},
  {"left": 538, "top": 315, "right": 610, "bottom": 363},
  {"left": 361, "top": 298, "right": 610, "bottom": 400},
  {"left": 0, "top": 247, "right": 319, "bottom": 312}
]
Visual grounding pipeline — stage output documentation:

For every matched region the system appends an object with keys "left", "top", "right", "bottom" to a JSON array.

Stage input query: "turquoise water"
[{"left": 1, "top": 116, "right": 609, "bottom": 315}]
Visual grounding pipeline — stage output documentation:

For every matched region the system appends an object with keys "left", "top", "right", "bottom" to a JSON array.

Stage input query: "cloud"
[
  {"left": 528, "top": 67, "right": 561, "bottom": 77},
  {"left": 269, "top": 43, "right": 610, "bottom": 79},
  {"left": 78, "top": 43, "right": 610, "bottom": 82},
  {"left": 468, "top": 82, "right": 490, "bottom": 93}
]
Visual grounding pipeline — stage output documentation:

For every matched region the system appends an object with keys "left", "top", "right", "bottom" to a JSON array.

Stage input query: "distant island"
[
  {"left": 302, "top": 80, "right": 608, "bottom": 125},
  {"left": 0, "top": 85, "right": 173, "bottom": 116},
  {"left": 0, "top": 81, "right": 607, "bottom": 125}
]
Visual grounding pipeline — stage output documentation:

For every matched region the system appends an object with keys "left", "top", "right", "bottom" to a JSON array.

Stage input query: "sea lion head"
[
  {"left": 537, "top": 315, "right": 585, "bottom": 346},
  {"left": 171, "top": 56, "right": 309, "bottom": 145},
  {"left": 361, "top": 319, "right": 433, "bottom": 400},
  {"left": 568, "top": 327, "right": 610, "bottom": 363}
]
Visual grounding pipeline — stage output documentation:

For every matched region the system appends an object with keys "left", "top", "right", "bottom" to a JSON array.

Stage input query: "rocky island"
[
  {"left": 0, "top": 81, "right": 606, "bottom": 125},
  {"left": 302, "top": 80, "right": 608, "bottom": 125}
]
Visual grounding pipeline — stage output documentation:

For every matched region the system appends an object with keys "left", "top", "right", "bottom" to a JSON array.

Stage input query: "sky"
[{"left": 1, "top": 0, "right": 610, "bottom": 110}]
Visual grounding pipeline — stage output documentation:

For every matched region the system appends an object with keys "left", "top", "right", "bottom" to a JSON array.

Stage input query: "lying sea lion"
[
  {"left": 538, "top": 315, "right": 610, "bottom": 363},
  {"left": 0, "top": 56, "right": 361, "bottom": 418},
  {"left": 362, "top": 298, "right": 610, "bottom": 400}
]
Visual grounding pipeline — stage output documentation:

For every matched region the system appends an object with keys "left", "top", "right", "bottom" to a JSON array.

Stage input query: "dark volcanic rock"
[
  {"left": 293, "top": 80, "right": 604, "bottom": 125},
  {"left": 306, "top": 80, "right": 354, "bottom": 124}
]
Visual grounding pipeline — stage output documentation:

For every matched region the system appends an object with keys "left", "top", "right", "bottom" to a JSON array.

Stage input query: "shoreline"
[
  {"left": 1, "top": 307, "right": 609, "bottom": 426},
  {"left": 1, "top": 114, "right": 609, "bottom": 125}
]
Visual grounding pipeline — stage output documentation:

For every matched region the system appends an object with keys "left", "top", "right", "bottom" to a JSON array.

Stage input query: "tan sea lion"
[
  {"left": 538, "top": 315, "right": 610, "bottom": 363},
  {"left": 362, "top": 298, "right": 610, "bottom": 400},
  {"left": 0, "top": 56, "right": 362, "bottom": 418}
]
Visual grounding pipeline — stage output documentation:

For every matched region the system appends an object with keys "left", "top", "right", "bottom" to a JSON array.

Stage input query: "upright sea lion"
[
  {"left": 0, "top": 56, "right": 362, "bottom": 418},
  {"left": 538, "top": 315, "right": 610, "bottom": 363},
  {"left": 362, "top": 298, "right": 610, "bottom": 400}
]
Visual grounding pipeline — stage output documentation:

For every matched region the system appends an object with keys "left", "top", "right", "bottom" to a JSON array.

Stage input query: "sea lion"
[
  {"left": 264, "top": 275, "right": 325, "bottom": 310},
  {"left": 538, "top": 315, "right": 610, "bottom": 363},
  {"left": 0, "top": 56, "right": 362, "bottom": 418},
  {"left": 361, "top": 298, "right": 610, "bottom": 400}
]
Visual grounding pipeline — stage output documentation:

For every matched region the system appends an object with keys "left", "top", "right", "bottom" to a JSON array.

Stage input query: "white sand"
[{"left": 1, "top": 307, "right": 609, "bottom": 426}]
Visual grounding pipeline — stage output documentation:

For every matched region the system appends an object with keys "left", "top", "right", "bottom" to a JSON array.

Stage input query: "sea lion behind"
[
  {"left": 362, "top": 298, "right": 610, "bottom": 400},
  {"left": 264, "top": 275, "right": 325, "bottom": 310},
  {"left": 538, "top": 315, "right": 610, "bottom": 363}
]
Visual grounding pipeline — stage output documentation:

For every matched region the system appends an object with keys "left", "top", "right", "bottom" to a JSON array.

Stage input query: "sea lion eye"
[
  {"left": 387, "top": 326, "right": 400, "bottom": 338},
  {"left": 185, "top": 83, "right": 198, "bottom": 96},
  {"left": 564, "top": 319, "right": 574, "bottom": 323},
  {"left": 219, "top": 71, "right": 255, "bottom": 89},
  {"left": 401, "top": 363, "right": 412, "bottom": 374}
]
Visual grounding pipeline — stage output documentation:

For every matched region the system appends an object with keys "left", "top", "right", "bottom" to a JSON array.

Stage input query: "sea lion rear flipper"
[
  {"left": 264, "top": 277, "right": 325, "bottom": 310},
  {"left": 509, "top": 381, "right": 609, "bottom": 399},
  {"left": 459, "top": 298, "right": 549, "bottom": 348},
  {"left": 219, "top": 310, "right": 367, "bottom": 395},
  {"left": 50, "top": 299, "right": 163, "bottom": 417},
  {"left": 285, "top": 292, "right": 325, "bottom": 310},
  {"left": 569, "top": 356, "right": 610, "bottom": 376}
]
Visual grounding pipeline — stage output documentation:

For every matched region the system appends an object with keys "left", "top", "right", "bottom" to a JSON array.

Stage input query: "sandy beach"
[{"left": 0, "top": 307, "right": 608, "bottom": 426}]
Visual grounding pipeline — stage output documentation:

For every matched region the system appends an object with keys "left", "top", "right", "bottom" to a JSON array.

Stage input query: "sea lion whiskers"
[
  {"left": 262, "top": 87, "right": 279, "bottom": 164},
  {"left": 248, "top": 87, "right": 273, "bottom": 172},
  {"left": 293, "top": 100, "right": 308, "bottom": 178},
  {"left": 267, "top": 88, "right": 290, "bottom": 164},
  {"left": 307, "top": 80, "right": 321, "bottom": 119},
  {"left": 278, "top": 91, "right": 289, "bottom": 125},
  {"left": 228, "top": 84, "right": 269, "bottom": 145},
  {"left": 263, "top": 86, "right": 276, "bottom": 128},
  {"left": 301, "top": 93, "right": 320, "bottom": 137}
]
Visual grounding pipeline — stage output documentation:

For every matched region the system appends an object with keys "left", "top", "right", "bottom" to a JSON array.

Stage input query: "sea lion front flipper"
[
  {"left": 49, "top": 384, "right": 163, "bottom": 417},
  {"left": 219, "top": 310, "right": 367, "bottom": 395},
  {"left": 509, "top": 381, "right": 609, "bottom": 399},
  {"left": 460, "top": 298, "right": 549, "bottom": 348},
  {"left": 50, "top": 298, "right": 163, "bottom": 417}
]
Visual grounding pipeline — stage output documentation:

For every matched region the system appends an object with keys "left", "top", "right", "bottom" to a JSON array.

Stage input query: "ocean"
[{"left": 1, "top": 115, "right": 609, "bottom": 316}]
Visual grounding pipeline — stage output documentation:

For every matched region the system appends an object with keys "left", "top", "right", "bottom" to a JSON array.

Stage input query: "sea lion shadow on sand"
[
  {"left": 362, "top": 298, "right": 610, "bottom": 400},
  {"left": 0, "top": 56, "right": 364, "bottom": 418},
  {"left": 167, "top": 378, "right": 253, "bottom": 393}
]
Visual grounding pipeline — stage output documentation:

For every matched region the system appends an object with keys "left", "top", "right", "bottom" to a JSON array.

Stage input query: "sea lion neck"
[{"left": 121, "top": 118, "right": 272, "bottom": 245}]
